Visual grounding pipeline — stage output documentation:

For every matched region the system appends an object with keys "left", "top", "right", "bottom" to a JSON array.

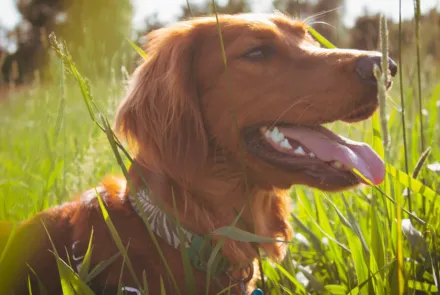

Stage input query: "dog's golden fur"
[{"left": 1, "top": 13, "right": 390, "bottom": 294}]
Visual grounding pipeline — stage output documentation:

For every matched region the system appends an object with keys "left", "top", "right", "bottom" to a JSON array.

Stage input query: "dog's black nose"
[{"left": 356, "top": 55, "right": 397, "bottom": 83}]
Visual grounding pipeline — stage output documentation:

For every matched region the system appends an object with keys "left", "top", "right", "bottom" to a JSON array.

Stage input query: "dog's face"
[{"left": 116, "top": 14, "right": 396, "bottom": 191}]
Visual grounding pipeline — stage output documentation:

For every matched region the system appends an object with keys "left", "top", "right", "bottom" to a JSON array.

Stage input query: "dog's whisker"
[
  {"left": 269, "top": 94, "right": 315, "bottom": 128},
  {"left": 303, "top": 6, "right": 343, "bottom": 24}
]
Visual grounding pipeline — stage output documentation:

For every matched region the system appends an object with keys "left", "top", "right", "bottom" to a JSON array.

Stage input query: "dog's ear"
[{"left": 115, "top": 25, "right": 207, "bottom": 184}]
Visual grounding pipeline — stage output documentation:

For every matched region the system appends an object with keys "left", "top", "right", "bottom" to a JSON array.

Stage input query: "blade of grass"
[
  {"left": 307, "top": 27, "right": 336, "bottom": 49},
  {"left": 378, "top": 14, "right": 404, "bottom": 295},
  {"left": 186, "top": 0, "right": 193, "bottom": 16},
  {"left": 87, "top": 252, "right": 121, "bottom": 282},
  {"left": 408, "top": 280, "right": 438, "bottom": 293},
  {"left": 378, "top": 15, "right": 390, "bottom": 151},
  {"left": 27, "top": 275, "right": 33, "bottom": 295},
  {"left": 27, "top": 265, "right": 49, "bottom": 295},
  {"left": 211, "top": 3, "right": 265, "bottom": 291},
  {"left": 413, "top": 0, "right": 425, "bottom": 152},
  {"left": 95, "top": 191, "right": 142, "bottom": 290},
  {"left": 78, "top": 228, "right": 94, "bottom": 280},
  {"left": 291, "top": 213, "right": 324, "bottom": 253},
  {"left": 340, "top": 194, "right": 370, "bottom": 256},
  {"left": 160, "top": 276, "right": 166, "bottom": 295},
  {"left": 0, "top": 221, "right": 17, "bottom": 264},
  {"left": 412, "top": 147, "right": 432, "bottom": 179},
  {"left": 386, "top": 164, "right": 439, "bottom": 204},
  {"left": 398, "top": 0, "right": 411, "bottom": 212},
  {"left": 117, "top": 246, "right": 127, "bottom": 295},
  {"left": 205, "top": 208, "right": 244, "bottom": 294},
  {"left": 276, "top": 264, "right": 307, "bottom": 294},
  {"left": 211, "top": 226, "right": 292, "bottom": 244},
  {"left": 127, "top": 39, "right": 148, "bottom": 60},
  {"left": 142, "top": 270, "right": 149, "bottom": 295},
  {"left": 325, "top": 284, "right": 348, "bottom": 294},
  {"left": 171, "top": 190, "right": 196, "bottom": 295},
  {"left": 314, "top": 195, "right": 349, "bottom": 284},
  {"left": 42, "top": 222, "right": 95, "bottom": 295}
]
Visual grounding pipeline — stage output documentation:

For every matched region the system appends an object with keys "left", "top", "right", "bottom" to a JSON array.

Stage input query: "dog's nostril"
[{"left": 356, "top": 55, "right": 398, "bottom": 82}]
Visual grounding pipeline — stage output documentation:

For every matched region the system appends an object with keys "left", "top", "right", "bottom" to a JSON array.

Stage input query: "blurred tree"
[
  {"left": 349, "top": 13, "right": 409, "bottom": 56},
  {"left": 180, "top": 0, "right": 250, "bottom": 19},
  {"left": 273, "top": 0, "right": 315, "bottom": 19},
  {"left": 1, "top": 21, "right": 47, "bottom": 85},
  {"left": 421, "top": 8, "right": 440, "bottom": 61},
  {"left": 142, "top": 13, "right": 165, "bottom": 35},
  {"left": 14, "top": 0, "right": 133, "bottom": 80},
  {"left": 56, "top": 0, "right": 133, "bottom": 75},
  {"left": 0, "top": 25, "right": 7, "bottom": 84},
  {"left": 133, "top": 0, "right": 250, "bottom": 68},
  {"left": 133, "top": 0, "right": 250, "bottom": 59},
  {"left": 312, "top": 0, "right": 344, "bottom": 44},
  {"left": 349, "top": 13, "right": 380, "bottom": 51},
  {"left": 349, "top": 9, "right": 440, "bottom": 63},
  {"left": 273, "top": 0, "right": 347, "bottom": 46},
  {"left": 129, "top": 13, "right": 165, "bottom": 71}
]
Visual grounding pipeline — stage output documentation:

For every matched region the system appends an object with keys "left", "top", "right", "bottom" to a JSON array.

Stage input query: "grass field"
[{"left": 1, "top": 8, "right": 440, "bottom": 295}]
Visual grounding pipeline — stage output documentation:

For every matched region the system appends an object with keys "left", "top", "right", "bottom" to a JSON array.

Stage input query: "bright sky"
[{"left": 1, "top": 0, "right": 439, "bottom": 31}]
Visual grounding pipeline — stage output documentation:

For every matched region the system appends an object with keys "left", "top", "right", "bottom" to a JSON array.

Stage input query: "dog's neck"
[{"left": 127, "top": 160, "right": 292, "bottom": 266}]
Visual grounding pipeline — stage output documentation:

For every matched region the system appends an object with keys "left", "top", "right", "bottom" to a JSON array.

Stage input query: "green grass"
[
  {"left": 0, "top": 77, "right": 123, "bottom": 221},
  {"left": 1, "top": 9, "right": 440, "bottom": 295}
]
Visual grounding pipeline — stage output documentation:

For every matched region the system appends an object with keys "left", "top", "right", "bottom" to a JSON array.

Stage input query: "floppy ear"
[{"left": 115, "top": 25, "right": 207, "bottom": 184}]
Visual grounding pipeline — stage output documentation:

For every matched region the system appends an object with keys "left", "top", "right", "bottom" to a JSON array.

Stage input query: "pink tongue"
[{"left": 279, "top": 126, "right": 385, "bottom": 185}]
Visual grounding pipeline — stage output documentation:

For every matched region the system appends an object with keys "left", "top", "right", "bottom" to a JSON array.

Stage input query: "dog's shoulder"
[
  {"left": 76, "top": 176, "right": 128, "bottom": 209},
  {"left": 69, "top": 176, "right": 140, "bottom": 255},
  {"left": 68, "top": 177, "right": 168, "bottom": 293}
]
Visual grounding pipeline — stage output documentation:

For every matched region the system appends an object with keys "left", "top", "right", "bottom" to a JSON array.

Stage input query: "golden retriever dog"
[{"left": 1, "top": 13, "right": 396, "bottom": 295}]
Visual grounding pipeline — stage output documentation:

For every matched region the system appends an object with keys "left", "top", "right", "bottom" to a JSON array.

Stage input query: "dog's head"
[{"left": 115, "top": 13, "right": 396, "bottom": 191}]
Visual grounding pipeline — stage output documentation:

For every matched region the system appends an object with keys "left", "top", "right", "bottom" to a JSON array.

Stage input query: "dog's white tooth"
[
  {"left": 269, "top": 133, "right": 278, "bottom": 142},
  {"left": 309, "top": 152, "right": 316, "bottom": 158},
  {"left": 265, "top": 130, "right": 271, "bottom": 139},
  {"left": 269, "top": 130, "right": 283, "bottom": 143},
  {"left": 280, "top": 138, "right": 292, "bottom": 149},
  {"left": 332, "top": 161, "right": 343, "bottom": 169},
  {"left": 275, "top": 132, "right": 285, "bottom": 143},
  {"left": 265, "top": 127, "right": 286, "bottom": 143},
  {"left": 278, "top": 130, "right": 285, "bottom": 140},
  {"left": 293, "top": 146, "right": 306, "bottom": 156},
  {"left": 273, "top": 127, "right": 281, "bottom": 139}
]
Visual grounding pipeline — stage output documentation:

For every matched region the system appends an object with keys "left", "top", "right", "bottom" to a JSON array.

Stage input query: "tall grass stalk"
[
  {"left": 59, "top": 57, "right": 67, "bottom": 201},
  {"left": 211, "top": 2, "right": 266, "bottom": 291},
  {"left": 413, "top": 0, "right": 425, "bottom": 153},
  {"left": 398, "top": 0, "right": 411, "bottom": 212},
  {"left": 377, "top": 14, "right": 404, "bottom": 295},
  {"left": 211, "top": 1, "right": 250, "bottom": 197},
  {"left": 413, "top": 0, "right": 428, "bottom": 224},
  {"left": 378, "top": 16, "right": 390, "bottom": 153},
  {"left": 186, "top": 0, "right": 193, "bottom": 16}
]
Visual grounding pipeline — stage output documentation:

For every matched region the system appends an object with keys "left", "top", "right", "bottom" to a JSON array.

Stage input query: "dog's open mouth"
[{"left": 243, "top": 123, "right": 385, "bottom": 188}]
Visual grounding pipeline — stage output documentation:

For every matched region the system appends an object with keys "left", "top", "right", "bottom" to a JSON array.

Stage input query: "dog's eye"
[{"left": 243, "top": 45, "right": 274, "bottom": 61}]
